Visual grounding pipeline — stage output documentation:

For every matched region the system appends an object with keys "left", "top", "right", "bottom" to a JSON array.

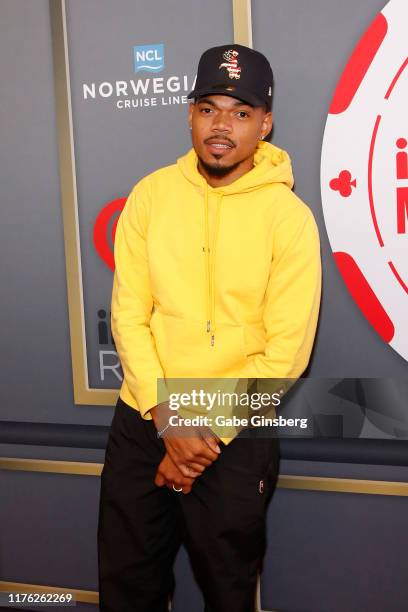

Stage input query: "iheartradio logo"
[{"left": 93, "top": 198, "right": 126, "bottom": 271}]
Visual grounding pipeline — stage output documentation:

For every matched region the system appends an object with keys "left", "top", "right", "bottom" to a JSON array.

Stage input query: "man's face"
[{"left": 188, "top": 94, "right": 272, "bottom": 181}]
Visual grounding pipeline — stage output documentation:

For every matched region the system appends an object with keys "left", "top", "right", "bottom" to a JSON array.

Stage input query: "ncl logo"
[{"left": 133, "top": 44, "right": 164, "bottom": 73}]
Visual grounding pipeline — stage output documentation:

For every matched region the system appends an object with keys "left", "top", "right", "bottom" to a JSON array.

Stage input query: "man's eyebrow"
[{"left": 196, "top": 97, "right": 253, "bottom": 109}]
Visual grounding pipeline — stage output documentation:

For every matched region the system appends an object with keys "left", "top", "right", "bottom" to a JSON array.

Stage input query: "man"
[{"left": 98, "top": 44, "right": 321, "bottom": 612}]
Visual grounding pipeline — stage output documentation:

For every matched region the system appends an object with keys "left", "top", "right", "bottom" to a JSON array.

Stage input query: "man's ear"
[{"left": 261, "top": 111, "right": 273, "bottom": 139}]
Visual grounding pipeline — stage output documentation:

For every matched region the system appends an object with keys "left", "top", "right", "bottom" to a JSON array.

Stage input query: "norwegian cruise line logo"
[{"left": 133, "top": 44, "right": 164, "bottom": 73}]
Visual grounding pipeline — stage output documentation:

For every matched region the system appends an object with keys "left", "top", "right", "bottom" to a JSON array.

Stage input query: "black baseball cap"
[{"left": 187, "top": 44, "right": 274, "bottom": 110}]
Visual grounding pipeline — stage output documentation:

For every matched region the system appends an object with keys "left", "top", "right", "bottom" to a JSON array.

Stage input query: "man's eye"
[
  {"left": 200, "top": 107, "right": 212, "bottom": 114},
  {"left": 237, "top": 111, "right": 249, "bottom": 118}
]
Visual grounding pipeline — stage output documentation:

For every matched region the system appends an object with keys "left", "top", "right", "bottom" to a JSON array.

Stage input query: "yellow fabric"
[{"left": 111, "top": 141, "right": 322, "bottom": 443}]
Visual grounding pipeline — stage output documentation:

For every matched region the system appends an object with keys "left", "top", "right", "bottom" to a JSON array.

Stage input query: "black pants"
[{"left": 97, "top": 397, "right": 279, "bottom": 612}]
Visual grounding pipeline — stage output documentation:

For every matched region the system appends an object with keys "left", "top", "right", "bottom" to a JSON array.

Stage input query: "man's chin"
[{"left": 198, "top": 155, "right": 241, "bottom": 178}]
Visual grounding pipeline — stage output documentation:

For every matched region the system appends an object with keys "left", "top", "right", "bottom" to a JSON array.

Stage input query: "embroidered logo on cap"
[{"left": 219, "top": 50, "right": 241, "bottom": 80}]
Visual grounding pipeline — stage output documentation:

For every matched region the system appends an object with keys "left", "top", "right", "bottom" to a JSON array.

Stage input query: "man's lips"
[
  {"left": 205, "top": 138, "right": 235, "bottom": 147},
  {"left": 204, "top": 138, "right": 235, "bottom": 154}
]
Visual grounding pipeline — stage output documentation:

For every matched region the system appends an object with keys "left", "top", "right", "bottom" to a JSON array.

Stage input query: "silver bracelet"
[{"left": 157, "top": 417, "right": 178, "bottom": 439}]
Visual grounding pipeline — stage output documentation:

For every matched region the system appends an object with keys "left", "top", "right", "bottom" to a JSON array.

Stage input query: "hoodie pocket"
[{"left": 150, "top": 311, "right": 248, "bottom": 378}]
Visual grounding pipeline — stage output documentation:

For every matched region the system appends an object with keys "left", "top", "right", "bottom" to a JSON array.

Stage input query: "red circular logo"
[
  {"left": 93, "top": 198, "right": 126, "bottom": 271},
  {"left": 321, "top": 0, "right": 408, "bottom": 362}
]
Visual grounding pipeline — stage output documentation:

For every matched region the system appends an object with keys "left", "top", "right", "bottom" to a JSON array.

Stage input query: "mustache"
[{"left": 204, "top": 136, "right": 236, "bottom": 147}]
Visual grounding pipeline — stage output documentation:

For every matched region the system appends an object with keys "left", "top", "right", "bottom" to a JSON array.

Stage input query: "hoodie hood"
[{"left": 177, "top": 140, "right": 294, "bottom": 194}]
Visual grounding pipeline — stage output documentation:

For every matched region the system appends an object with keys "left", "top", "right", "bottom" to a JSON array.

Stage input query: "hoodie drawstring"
[
  {"left": 203, "top": 183, "right": 211, "bottom": 341},
  {"left": 210, "top": 194, "right": 222, "bottom": 345},
  {"left": 203, "top": 185, "right": 222, "bottom": 347}
]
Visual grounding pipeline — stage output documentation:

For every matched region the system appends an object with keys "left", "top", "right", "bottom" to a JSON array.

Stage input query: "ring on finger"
[{"left": 172, "top": 484, "right": 183, "bottom": 493}]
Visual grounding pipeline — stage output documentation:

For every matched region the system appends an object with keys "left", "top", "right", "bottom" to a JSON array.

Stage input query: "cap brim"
[{"left": 187, "top": 85, "right": 267, "bottom": 109}]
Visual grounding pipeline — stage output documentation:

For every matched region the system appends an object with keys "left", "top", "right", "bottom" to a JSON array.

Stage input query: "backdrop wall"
[{"left": 1, "top": 2, "right": 407, "bottom": 611}]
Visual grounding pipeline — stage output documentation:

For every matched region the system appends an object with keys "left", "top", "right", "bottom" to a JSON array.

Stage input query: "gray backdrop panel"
[{"left": 66, "top": 0, "right": 234, "bottom": 390}]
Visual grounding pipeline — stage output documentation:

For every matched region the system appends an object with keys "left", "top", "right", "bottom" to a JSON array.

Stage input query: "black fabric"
[{"left": 97, "top": 396, "right": 279, "bottom": 612}]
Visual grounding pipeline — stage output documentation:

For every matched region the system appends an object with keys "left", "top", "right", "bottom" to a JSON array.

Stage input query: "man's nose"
[{"left": 211, "top": 112, "right": 232, "bottom": 132}]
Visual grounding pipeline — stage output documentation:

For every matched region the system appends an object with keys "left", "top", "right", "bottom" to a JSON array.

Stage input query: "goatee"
[{"left": 197, "top": 156, "right": 242, "bottom": 178}]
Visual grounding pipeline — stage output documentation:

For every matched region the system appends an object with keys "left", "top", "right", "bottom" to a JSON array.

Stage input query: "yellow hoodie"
[{"left": 111, "top": 141, "right": 321, "bottom": 437}]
